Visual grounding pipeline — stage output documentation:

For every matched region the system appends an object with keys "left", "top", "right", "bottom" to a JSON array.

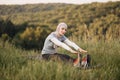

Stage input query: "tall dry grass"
[{"left": 0, "top": 39, "right": 120, "bottom": 80}]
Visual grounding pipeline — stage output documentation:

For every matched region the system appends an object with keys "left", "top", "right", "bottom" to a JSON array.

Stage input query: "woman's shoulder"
[
  {"left": 47, "top": 32, "right": 56, "bottom": 38},
  {"left": 50, "top": 32, "right": 56, "bottom": 37},
  {"left": 48, "top": 32, "right": 67, "bottom": 39}
]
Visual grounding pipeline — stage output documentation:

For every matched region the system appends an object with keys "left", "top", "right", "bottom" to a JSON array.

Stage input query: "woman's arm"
[
  {"left": 64, "top": 39, "right": 80, "bottom": 50},
  {"left": 50, "top": 38, "right": 77, "bottom": 54},
  {"left": 64, "top": 39, "right": 87, "bottom": 53}
]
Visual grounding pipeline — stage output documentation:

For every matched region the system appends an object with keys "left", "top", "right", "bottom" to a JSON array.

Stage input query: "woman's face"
[{"left": 58, "top": 26, "right": 67, "bottom": 36}]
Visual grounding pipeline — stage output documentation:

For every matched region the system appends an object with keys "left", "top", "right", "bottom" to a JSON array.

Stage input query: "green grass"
[{"left": 0, "top": 40, "right": 120, "bottom": 80}]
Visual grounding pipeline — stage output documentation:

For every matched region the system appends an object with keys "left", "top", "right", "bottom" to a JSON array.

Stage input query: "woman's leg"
[
  {"left": 42, "top": 53, "right": 75, "bottom": 63},
  {"left": 42, "top": 54, "right": 52, "bottom": 60},
  {"left": 54, "top": 53, "right": 74, "bottom": 63}
]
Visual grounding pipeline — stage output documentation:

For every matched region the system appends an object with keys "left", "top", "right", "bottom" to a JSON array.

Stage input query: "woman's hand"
[
  {"left": 78, "top": 48, "right": 87, "bottom": 53},
  {"left": 70, "top": 49, "right": 78, "bottom": 54},
  {"left": 69, "top": 48, "right": 87, "bottom": 54}
]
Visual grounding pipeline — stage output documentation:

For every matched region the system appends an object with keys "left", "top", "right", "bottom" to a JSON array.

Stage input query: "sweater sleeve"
[
  {"left": 50, "top": 37, "right": 72, "bottom": 51},
  {"left": 64, "top": 39, "right": 80, "bottom": 50}
]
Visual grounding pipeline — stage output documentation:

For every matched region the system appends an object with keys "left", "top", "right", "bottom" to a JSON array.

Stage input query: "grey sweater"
[{"left": 41, "top": 32, "right": 80, "bottom": 54}]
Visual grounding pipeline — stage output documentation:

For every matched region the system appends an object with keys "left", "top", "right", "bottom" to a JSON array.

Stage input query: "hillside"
[
  {"left": 0, "top": 1, "right": 120, "bottom": 50},
  {"left": 0, "top": 3, "right": 68, "bottom": 15},
  {"left": 0, "top": 2, "right": 120, "bottom": 25}
]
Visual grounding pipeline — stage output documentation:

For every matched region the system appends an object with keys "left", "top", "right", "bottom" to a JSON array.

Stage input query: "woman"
[{"left": 41, "top": 22, "right": 87, "bottom": 66}]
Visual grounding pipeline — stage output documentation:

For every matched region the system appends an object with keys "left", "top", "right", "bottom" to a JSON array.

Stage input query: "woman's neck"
[{"left": 55, "top": 31, "right": 62, "bottom": 38}]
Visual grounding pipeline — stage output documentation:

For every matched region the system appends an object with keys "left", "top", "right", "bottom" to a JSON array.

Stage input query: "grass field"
[{"left": 0, "top": 40, "right": 120, "bottom": 80}]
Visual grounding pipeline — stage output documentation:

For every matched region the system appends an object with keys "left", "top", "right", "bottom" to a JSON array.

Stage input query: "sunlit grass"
[{"left": 0, "top": 40, "right": 120, "bottom": 80}]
